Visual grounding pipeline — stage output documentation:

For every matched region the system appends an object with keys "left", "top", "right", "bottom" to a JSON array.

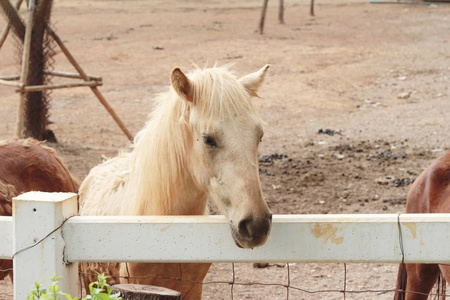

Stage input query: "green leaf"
[
  {"left": 88, "top": 282, "right": 96, "bottom": 293},
  {"left": 59, "top": 291, "right": 79, "bottom": 300},
  {"left": 93, "top": 294, "right": 111, "bottom": 300},
  {"left": 105, "top": 285, "right": 112, "bottom": 295},
  {"left": 49, "top": 284, "right": 59, "bottom": 294}
]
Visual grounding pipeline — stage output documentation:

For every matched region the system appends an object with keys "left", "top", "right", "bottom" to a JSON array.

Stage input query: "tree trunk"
[
  {"left": 259, "top": 0, "right": 269, "bottom": 34},
  {"left": 112, "top": 284, "right": 181, "bottom": 300},
  {"left": 24, "top": 0, "right": 55, "bottom": 141},
  {"left": 278, "top": 0, "right": 284, "bottom": 24}
]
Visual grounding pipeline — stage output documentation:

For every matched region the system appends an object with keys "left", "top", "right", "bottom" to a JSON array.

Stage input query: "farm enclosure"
[
  {"left": 3, "top": 192, "right": 450, "bottom": 299},
  {"left": 1, "top": 0, "right": 450, "bottom": 299}
]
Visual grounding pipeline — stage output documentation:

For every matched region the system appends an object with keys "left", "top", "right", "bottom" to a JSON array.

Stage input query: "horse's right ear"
[{"left": 171, "top": 68, "right": 193, "bottom": 102}]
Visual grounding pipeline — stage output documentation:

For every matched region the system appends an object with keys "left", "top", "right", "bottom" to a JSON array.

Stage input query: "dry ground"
[{"left": 1, "top": 0, "right": 450, "bottom": 299}]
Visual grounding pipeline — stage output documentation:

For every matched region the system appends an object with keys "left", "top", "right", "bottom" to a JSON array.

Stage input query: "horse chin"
[{"left": 233, "top": 238, "right": 244, "bottom": 249}]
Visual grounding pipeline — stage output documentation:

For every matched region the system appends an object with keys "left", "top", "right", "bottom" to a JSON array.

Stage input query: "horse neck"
[{"left": 130, "top": 94, "right": 208, "bottom": 216}]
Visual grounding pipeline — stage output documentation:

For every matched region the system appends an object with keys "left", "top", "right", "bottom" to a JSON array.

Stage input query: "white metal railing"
[{"left": 2, "top": 192, "right": 450, "bottom": 298}]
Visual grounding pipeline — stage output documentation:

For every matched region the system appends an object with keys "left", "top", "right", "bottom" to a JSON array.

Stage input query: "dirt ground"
[{"left": 1, "top": 0, "right": 450, "bottom": 299}]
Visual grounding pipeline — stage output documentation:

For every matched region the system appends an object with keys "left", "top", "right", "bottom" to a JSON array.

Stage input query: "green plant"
[
  {"left": 84, "top": 273, "right": 121, "bottom": 300},
  {"left": 27, "top": 273, "right": 121, "bottom": 300}
]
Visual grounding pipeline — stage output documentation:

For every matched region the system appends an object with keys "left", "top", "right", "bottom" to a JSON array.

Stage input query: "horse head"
[{"left": 171, "top": 65, "right": 272, "bottom": 249}]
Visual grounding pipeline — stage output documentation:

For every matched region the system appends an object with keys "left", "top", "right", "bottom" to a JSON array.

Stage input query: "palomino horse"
[
  {"left": 79, "top": 64, "right": 273, "bottom": 299},
  {"left": 394, "top": 151, "right": 450, "bottom": 300},
  {"left": 0, "top": 139, "right": 78, "bottom": 281}
]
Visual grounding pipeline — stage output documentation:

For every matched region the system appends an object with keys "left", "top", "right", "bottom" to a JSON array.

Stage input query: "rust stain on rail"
[
  {"left": 310, "top": 223, "right": 344, "bottom": 245},
  {"left": 159, "top": 224, "right": 172, "bottom": 232},
  {"left": 402, "top": 222, "right": 417, "bottom": 239}
]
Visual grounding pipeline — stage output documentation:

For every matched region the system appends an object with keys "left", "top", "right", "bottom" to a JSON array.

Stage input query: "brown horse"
[
  {"left": 394, "top": 151, "right": 450, "bottom": 300},
  {"left": 0, "top": 139, "right": 78, "bottom": 281}
]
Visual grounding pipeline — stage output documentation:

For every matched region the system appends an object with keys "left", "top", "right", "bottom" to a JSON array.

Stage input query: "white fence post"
[{"left": 13, "top": 192, "right": 78, "bottom": 299}]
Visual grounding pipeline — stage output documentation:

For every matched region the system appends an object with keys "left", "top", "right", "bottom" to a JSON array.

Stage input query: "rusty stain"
[
  {"left": 403, "top": 222, "right": 417, "bottom": 239},
  {"left": 310, "top": 223, "right": 344, "bottom": 245},
  {"left": 215, "top": 238, "right": 223, "bottom": 245},
  {"left": 159, "top": 224, "right": 172, "bottom": 232}
]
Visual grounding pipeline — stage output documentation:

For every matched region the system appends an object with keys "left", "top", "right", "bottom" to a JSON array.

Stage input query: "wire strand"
[{"left": 11, "top": 215, "right": 74, "bottom": 259}]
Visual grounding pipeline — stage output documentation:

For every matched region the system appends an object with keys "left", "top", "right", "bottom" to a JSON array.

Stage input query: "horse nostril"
[
  {"left": 237, "top": 214, "right": 272, "bottom": 245},
  {"left": 238, "top": 217, "right": 253, "bottom": 241}
]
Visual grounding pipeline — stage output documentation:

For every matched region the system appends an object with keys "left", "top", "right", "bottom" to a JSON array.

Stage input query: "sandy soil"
[{"left": 1, "top": 0, "right": 450, "bottom": 299}]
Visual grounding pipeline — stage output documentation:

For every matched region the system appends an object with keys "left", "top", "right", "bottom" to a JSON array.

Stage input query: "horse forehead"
[{"left": 215, "top": 114, "right": 262, "bottom": 132}]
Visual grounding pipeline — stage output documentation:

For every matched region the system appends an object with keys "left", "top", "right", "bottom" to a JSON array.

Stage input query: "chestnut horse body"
[
  {"left": 0, "top": 139, "right": 78, "bottom": 281},
  {"left": 394, "top": 151, "right": 450, "bottom": 300}
]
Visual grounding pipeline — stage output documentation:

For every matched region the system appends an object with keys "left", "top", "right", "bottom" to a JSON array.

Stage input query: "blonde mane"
[{"left": 129, "top": 65, "right": 258, "bottom": 215}]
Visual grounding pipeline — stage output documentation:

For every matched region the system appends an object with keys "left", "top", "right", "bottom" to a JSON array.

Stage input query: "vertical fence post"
[{"left": 13, "top": 192, "right": 78, "bottom": 299}]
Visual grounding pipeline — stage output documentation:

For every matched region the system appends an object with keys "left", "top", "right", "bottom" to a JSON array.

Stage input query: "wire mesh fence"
[
  {"left": 0, "top": 263, "right": 448, "bottom": 299},
  {"left": 0, "top": 0, "right": 57, "bottom": 141}
]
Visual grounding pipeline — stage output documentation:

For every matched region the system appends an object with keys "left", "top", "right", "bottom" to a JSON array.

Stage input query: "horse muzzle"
[{"left": 230, "top": 212, "right": 272, "bottom": 249}]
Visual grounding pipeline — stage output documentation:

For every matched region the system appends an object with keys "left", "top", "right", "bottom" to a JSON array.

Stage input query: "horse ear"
[
  {"left": 239, "top": 64, "right": 270, "bottom": 97},
  {"left": 171, "top": 67, "right": 193, "bottom": 102}
]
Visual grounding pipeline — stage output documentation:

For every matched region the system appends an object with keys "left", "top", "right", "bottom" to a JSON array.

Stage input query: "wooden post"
[
  {"left": 1, "top": 0, "right": 132, "bottom": 141},
  {"left": 310, "top": 0, "right": 315, "bottom": 16},
  {"left": 0, "top": 23, "right": 10, "bottom": 49},
  {"left": 13, "top": 192, "right": 78, "bottom": 299},
  {"left": 278, "top": 0, "right": 284, "bottom": 24},
  {"left": 0, "top": 0, "right": 23, "bottom": 49},
  {"left": 0, "top": 0, "right": 26, "bottom": 43},
  {"left": 45, "top": 70, "right": 102, "bottom": 81},
  {"left": 112, "top": 284, "right": 181, "bottom": 300},
  {"left": 45, "top": 26, "right": 133, "bottom": 141},
  {"left": 0, "top": 78, "right": 23, "bottom": 87},
  {"left": 19, "top": 80, "right": 102, "bottom": 92},
  {"left": 0, "top": 74, "right": 21, "bottom": 80},
  {"left": 15, "top": 0, "right": 35, "bottom": 138},
  {"left": 259, "top": 0, "right": 269, "bottom": 34}
]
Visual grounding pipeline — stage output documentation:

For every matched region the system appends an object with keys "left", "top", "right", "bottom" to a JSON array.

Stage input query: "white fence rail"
[{"left": 2, "top": 192, "right": 450, "bottom": 298}]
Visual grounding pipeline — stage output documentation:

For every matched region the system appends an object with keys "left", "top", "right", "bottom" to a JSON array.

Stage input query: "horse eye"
[{"left": 202, "top": 135, "right": 217, "bottom": 147}]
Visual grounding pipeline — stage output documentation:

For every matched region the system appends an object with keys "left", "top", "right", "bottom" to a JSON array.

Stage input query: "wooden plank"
[
  {"left": 46, "top": 26, "right": 133, "bottom": 141},
  {"left": 0, "top": 0, "right": 24, "bottom": 49},
  {"left": 0, "top": 75, "right": 21, "bottom": 80},
  {"left": 19, "top": 80, "right": 102, "bottom": 92},
  {"left": 45, "top": 70, "right": 102, "bottom": 81},
  {"left": 0, "top": 78, "right": 23, "bottom": 87}
]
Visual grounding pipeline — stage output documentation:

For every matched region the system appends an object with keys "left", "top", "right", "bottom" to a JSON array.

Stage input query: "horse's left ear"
[
  {"left": 239, "top": 64, "right": 270, "bottom": 97},
  {"left": 171, "top": 67, "right": 193, "bottom": 102}
]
